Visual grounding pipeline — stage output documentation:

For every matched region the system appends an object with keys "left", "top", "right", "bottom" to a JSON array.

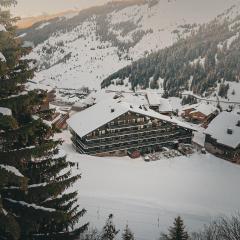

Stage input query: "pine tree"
[
  {"left": 160, "top": 216, "right": 189, "bottom": 240},
  {"left": 101, "top": 214, "right": 119, "bottom": 240},
  {"left": 122, "top": 225, "right": 134, "bottom": 240},
  {"left": 0, "top": 1, "right": 88, "bottom": 239}
]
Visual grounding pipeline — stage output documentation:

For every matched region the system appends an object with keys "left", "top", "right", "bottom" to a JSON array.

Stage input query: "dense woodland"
[{"left": 101, "top": 16, "right": 240, "bottom": 98}]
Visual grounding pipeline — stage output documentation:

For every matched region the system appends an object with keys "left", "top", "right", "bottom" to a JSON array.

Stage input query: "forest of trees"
[{"left": 101, "top": 16, "right": 240, "bottom": 97}]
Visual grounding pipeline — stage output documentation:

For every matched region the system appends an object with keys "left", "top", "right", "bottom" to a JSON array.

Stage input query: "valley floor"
[{"left": 58, "top": 131, "right": 240, "bottom": 240}]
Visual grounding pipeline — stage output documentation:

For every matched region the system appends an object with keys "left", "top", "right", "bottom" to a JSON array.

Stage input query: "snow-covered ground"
[
  {"left": 26, "top": 0, "right": 240, "bottom": 91},
  {"left": 58, "top": 131, "right": 240, "bottom": 240}
]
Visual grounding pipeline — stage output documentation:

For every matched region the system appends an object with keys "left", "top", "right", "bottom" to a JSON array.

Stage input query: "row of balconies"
[
  {"left": 86, "top": 124, "right": 175, "bottom": 141},
  {"left": 74, "top": 132, "right": 192, "bottom": 151},
  {"left": 81, "top": 129, "right": 181, "bottom": 147},
  {"left": 74, "top": 134, "right": 192, "bottom": 155}
]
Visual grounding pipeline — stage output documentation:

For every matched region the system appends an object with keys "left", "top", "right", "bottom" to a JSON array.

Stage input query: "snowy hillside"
[
  {"left": 59, "top": 130, "right": 240, "bottom": 240},
  {"left": 20, "top": 0, "right": 240, "bottom": 90}
]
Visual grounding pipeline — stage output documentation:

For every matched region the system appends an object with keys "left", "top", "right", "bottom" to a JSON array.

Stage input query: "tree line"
[
  {"left": 101, "top": 15, "right": 240, "bottom": 98},
  {"left": 82, "top": 213, "right": 240, "bottom": 240}
]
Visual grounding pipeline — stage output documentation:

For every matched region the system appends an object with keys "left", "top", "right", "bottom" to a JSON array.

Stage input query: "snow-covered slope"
[
  {"left": 58, "top": 130, "right": 240, "bottom": 240},
  {"left": 22, "top": 0, "right": 240, "bottom": 90}
]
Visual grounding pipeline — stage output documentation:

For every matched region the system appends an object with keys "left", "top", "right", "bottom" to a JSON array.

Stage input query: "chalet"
[
  {"left": 146, "top": 92, "right": 173, "bottom": 115},
  {"left": 181, "top": 102, "right": 218, "bottom": 124},
  {"left": 67, "top": 99, "right": 195, "bottom": 157},
  {"left": 72, "top": 96, "right": 96, "bottom": 112},
  {"left": 204, "top": 112, "right": 240, "bottom": 163}
]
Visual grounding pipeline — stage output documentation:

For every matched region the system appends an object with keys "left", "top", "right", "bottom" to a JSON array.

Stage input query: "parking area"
[
  {"left": 144, "top": 149, "right": 182, "bottom": 162},
  {"left": 143, "top": 145, "right": 195, "bottom": 162}
]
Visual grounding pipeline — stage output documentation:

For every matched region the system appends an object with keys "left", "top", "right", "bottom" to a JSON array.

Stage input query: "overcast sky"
[{"left": 13, "top": 0, "right": 113, "bottom": 17}]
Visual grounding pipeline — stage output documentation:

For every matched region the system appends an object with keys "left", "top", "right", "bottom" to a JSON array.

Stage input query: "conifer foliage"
[
  {"left": 160, "top": 216, "right": 189, "bottom": 240},
  {"left": 122, "top": 225, "right": 134, "bottom": 240},
  {"left": 101, "top": 214, "right": 119, "bottom": 240},
  {"left": 0, "top": 1, "right": 88, "bottom": 239}
]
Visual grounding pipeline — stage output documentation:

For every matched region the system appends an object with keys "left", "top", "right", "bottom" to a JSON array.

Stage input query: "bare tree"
[{"left": 191, "top": 213, "right": 240, "bottom": 240}]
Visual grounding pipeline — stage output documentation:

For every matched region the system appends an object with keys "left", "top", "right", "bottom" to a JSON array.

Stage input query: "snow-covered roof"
[
  {"left": 22, "top": 41, "right": 34, "bottom": 48},
  {"left": 0, "top": 52, "right": 6, "bottom": 62},
  {"left": 182, "top": 102, "right": 217, "bottom": 116},
  {"left": 205, "top": 111, "right": 240, "bottom": 149},
  {"left": 0, "top": 107, "right": 12, "bottom": 116},
  {"left": 147, "top": 92, "right": 161, "bottom": 106},
  {"left": 0, "top": 24, "right": 6, "bottom": 32},
  {"left": 67, "top": 99, "right": 195, "bottom": 138},
  {"left": 146, "top": 92, "right": 173, "bottom": 112},
  {"left": 159, "top": 98, "right": 173, "bottom": 113},
  {"left": 26, "top": 81, "right": 54, "bottom": 92},
  {"left": 73, "top": 96, "right": 96, "bottom": 109}
]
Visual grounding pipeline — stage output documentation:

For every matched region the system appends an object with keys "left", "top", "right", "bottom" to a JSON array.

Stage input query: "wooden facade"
[
  {"left": 182, "top": 108, "right": 217, "bottom": 124},
  {"left": 70, "top": 111, "right": 193, "bottom": 157}
]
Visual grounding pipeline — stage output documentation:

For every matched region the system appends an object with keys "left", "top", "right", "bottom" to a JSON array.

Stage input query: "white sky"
[
  {"left": 12, "top": 0, "right": 114, "bottom": 17},
  {"left": 12, "top": 0, "right": 240, "bottom": 18}
]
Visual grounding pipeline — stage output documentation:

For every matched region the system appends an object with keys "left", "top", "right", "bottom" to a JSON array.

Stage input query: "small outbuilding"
[
  {"left": 182, "top": 102, "right": 218, "bottom": 125},
  {"left": 204, "top": 111, "right": 240, "bottom": 163}
]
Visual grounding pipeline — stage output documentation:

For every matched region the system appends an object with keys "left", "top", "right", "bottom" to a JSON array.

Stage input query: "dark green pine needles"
[{"left": 0, "top": 0, "right": 88, "bottom": 239}]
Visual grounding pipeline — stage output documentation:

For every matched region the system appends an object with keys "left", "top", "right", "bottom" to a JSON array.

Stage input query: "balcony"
[
  {"left": 80, "top": 130, "right": 180, "bottom": 148},
  {"left": 82, "top": 134, "right": 192, "bottom": 155},
  {"left": 86, "top": 124, "right": 175, "bottom": 141},
  {"left": 74, "top": 131, "right": 192, "bottom": 153}
]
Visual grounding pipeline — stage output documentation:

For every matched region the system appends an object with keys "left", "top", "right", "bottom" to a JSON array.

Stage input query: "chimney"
[
  {"left": 111, "top": 108, "right": 115, "bottom": 113},
  {"left": 237, "top": 120, "right": 240, "bottom": 127},
  {"left": 227, "top": 128, "right": 233, "bottom": 135}
]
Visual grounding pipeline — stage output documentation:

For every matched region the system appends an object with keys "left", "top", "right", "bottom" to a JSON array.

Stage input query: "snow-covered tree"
[
  {"left": 0, "top": 0, "right": 88, "bottom": 239},
  {"left": 160, "top": 216, "right": 189, "bottom": 240},
  {"left": 101, "top": 214, "right": 119, "bottom": 240},
  {"left": 122, "top": 225, "right": 134, "bottom": 240}
]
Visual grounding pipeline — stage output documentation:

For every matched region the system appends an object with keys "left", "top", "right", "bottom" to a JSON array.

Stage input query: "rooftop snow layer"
[
  {"left": 67, "top": 99, "right": 195, "bottom": 138},
  {"left": 147, "top": 92, "right": 161, "bottom": 106},
  {"left": 146, "top": 92, "right": 173, "bottom": 112},
  {"left": 190, "top": 102, "right": 218, "bottom": 116},
  {"left": 159, "top": 98, "right": 173, "bottom": 113},
  {"left": 205, "top": 111, "right": 240, "bottom": 148},
  {"left": 182, "top": 102, "right": 218, "bottom": 116}
]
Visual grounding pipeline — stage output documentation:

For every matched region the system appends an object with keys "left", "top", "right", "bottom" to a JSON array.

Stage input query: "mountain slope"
[
  {"left": 101, "top": 8, "right": 240, "bottom": 102},
  {"left": 19, "top": 0, "right": 240, "bottom": 90}
]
